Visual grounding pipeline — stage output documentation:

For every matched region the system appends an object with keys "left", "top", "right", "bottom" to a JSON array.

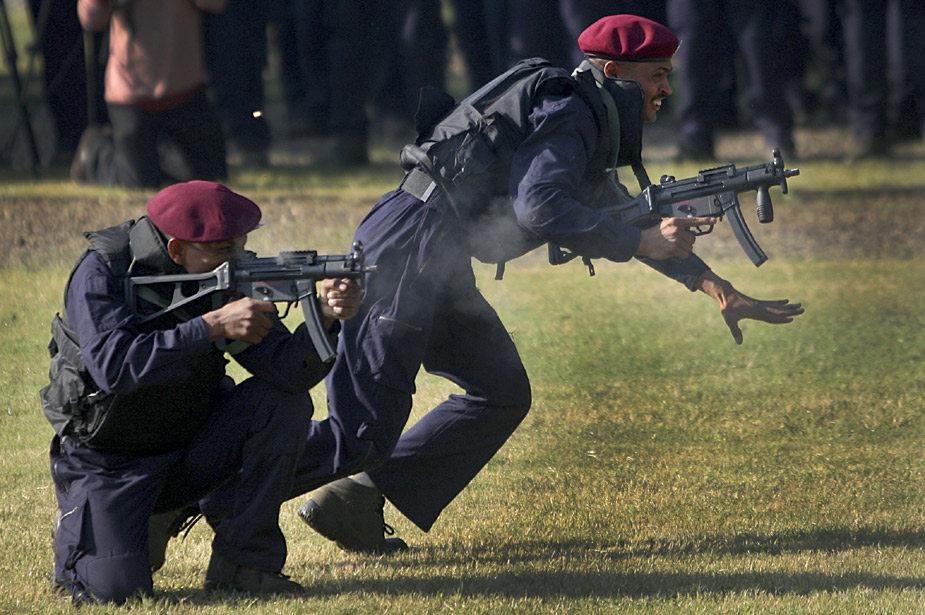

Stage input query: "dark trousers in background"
[
  {"left": 204, "top": 0, "right": 271, "bottom": 156},
  {"left": 667, "top": 0, "right": 797, "bottom": 157},
  {"left": 80, "top": 90, "right": 226, "bottom": 188}
]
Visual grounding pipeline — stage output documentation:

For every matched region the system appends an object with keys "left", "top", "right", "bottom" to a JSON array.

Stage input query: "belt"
[{"left": 399, "top": 167, "right": 439, "bottom": 202}]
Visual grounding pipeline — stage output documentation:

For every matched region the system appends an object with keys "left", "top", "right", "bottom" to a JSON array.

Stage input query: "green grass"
[{"left": 2, "top": 117, "right": 925, "bottom": 613}]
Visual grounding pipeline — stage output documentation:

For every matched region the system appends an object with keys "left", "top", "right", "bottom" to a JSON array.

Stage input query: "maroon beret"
[
  {"left": 578, "top": 14, "right": 680, "bottom": 62},
  {"left": 146, "top": 180, "right": 262, "bottom": 242}
]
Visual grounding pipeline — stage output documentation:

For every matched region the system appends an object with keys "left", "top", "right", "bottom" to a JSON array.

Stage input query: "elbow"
[{"left": 513, "top": 197, "right": 554, "bottom": 240}]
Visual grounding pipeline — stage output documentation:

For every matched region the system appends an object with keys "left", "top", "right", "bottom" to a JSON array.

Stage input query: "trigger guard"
[{"left": 691, "top": 224, "right": 714, "bottom": 236}]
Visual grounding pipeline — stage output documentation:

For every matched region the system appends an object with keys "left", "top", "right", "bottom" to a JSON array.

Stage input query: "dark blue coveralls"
[
  {"left": 50, "top": 250, "right": 333, "bottom": 603},
  {"left": 290, "top": 91, "right": 710, "bottom": 532}
]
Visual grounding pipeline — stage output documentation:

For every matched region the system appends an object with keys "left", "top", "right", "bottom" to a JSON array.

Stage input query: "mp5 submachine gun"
[
  {"left": 126, "top": 242, "right": 374, "bottom": 362},
  {"left": 550, "top": 149, "right": 800, "bottom": 271}
]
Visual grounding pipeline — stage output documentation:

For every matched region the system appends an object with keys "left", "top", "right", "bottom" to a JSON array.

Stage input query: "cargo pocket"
[
  {"left": 54, "top": 494, "right": 90, "bottom": 577},
  {"left": 355, "top": 305, "right": 428, "bottom": 394}
]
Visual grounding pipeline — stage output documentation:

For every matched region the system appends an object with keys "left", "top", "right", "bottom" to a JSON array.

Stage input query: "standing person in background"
[
  {"left": 28, "top": 0, "right": 108, "bottom": 165},
  {"left": 666, "top": 0, "right": 798, "bottom": 161},
  {"left": 70, "top": 0, "right": 228, "bottom": 188},
  {"left": 370, "top": 0, "right": 497, "bottom": 140},
  {"left": 887, "top": 0, "right": 925, "bottom": 146},
  {"left": 795, "top": 0, "right": 848, "bottom": 126},
  {"left": 203, "top": 0, "right": 272, "bottom": 167},
  {"left": 267, "top": 0, "right": 373, "bottom": 166},
  {"left": 837, "top": 0, "right": 925, "bottom": 158},
  {"left": 503, "top": 1, "right": 668, "bottom": 70}
]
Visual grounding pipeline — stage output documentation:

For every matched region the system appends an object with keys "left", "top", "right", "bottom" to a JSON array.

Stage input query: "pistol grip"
[{"left": 756, "top": 186, "right": 774, "bottom": 223}]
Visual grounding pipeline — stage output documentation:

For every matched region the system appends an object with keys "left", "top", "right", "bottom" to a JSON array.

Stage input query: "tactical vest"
[
  {"left": 398, "top": 57, "right": 648, "bottom": 273},
  {"left": 40, "top": 217, "right": 227, "bottom": 455}
]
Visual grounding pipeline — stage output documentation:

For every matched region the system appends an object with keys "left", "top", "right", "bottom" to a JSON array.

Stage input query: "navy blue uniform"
[
  {"left": 203, "top": 0, "right": 272, "bottom": 160},
  {"left": 51, "top": 250, "right": 333, "bottom": 603},
  {"left": 667, "top": 0, "right": 797, "bottom": 158},
  {"left": 841, "top": 0, "right": 925, "bottom": 147},
  {"left": 291, "top": 92, "right": 710, "bottom": 531}
]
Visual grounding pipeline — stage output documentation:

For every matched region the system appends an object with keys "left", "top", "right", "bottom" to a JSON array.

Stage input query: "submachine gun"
[
  {"left": 550, "top": 149, "right": 800, "bottom": 272},
  {"left": 126, "top": 242, "right": 375, "bottom": 363}
]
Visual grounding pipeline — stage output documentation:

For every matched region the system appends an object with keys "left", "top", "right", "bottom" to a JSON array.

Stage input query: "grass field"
[{"left": 1, "top": 82, "right": 925, "bottom": 614}]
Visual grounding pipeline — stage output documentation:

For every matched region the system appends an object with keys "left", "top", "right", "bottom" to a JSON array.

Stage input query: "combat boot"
[
  {"left": 203, "top": 552, "right": 303, "bottom": 595},
  {"left": 298, "top": 478, "right": 408, "bottom": 554},
  {"left": 148, "top": 505, "right": 202, "bottom": 572}
]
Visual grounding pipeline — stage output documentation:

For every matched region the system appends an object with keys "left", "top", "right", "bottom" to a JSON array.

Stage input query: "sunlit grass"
[{"left": 2, "top": 119, "right": 925, "bottom": 613}]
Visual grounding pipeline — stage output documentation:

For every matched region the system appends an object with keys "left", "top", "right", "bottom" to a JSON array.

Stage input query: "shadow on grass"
[
  {"left": 151, "top": 570, "right": 925, "bottom": 606},
  {"left": 618, "top": 525, "right": 925, "bottom": 559},
  {"left": 149, "top": 526, "right": 925, "bottom": 605},
  {"left": 394, "top": 525, "right": 925, "bottom": 566},
  {"left": 304, "top": 570, "right": 925, "bottom": 600},
  {"left": 319, "top": 525, "right": 925, "bottom": 598}
]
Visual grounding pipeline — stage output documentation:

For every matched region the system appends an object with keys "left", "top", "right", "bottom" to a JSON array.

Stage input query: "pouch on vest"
[{"left": 41, "top": 314, "right": 113, "bottom": 438}]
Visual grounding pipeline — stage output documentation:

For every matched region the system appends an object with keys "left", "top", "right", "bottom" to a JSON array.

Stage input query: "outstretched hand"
[{"left": 697, "top": 271, "right": 804, "bottom": 344}]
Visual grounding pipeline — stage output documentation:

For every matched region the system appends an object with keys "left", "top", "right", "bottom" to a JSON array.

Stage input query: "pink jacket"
[{"left": 78, "top": 0, "right": 227, "bottom": 107}]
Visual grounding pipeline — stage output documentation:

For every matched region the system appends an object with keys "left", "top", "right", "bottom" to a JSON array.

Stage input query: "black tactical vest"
[
  {"left": 40, "top": 217, "right": 227, "bottom": 455},
  {"left": 398, "top": 57, "right": 646, "bottom": 270}
]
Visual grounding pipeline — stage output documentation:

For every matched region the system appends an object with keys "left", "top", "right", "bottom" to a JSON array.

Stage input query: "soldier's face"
[
  {"left": 610, "top": 60, "right": 673, "bottom": 123},
  {"left": 168, "top": 235, "right": 248, "bottom": 273}
]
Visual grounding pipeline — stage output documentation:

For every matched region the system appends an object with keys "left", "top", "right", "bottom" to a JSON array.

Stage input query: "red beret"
[
  {"left": 578, "top": 14, "right": 680, "bottom": 62},
  {"left": 146, "top": 180, "right": 262, "bottom": 242}
]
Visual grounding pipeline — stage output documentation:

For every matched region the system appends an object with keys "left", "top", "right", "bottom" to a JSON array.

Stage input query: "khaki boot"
[
  {"left": 203, "top": 552, "right": 303, "bottom": 595},
  {"left": 148, "top": 505, "right": 202, "bottom": 572},
  {"left": 298, "top": 478, "right": 408, "bottom": 554}
]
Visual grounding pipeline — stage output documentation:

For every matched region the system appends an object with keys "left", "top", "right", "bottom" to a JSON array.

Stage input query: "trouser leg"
[
  {"left": 667, "top": 0, "right": 728, "bottom": 156},
  {"left": 50, "top": 378, "right": 312, "bottom": 601},
  {"left": 729, "top": 0, "right": 796, "bottom": 153},
  {"left": 157, "top": 378, "right": 313, "bottom": 573},
  {"left": 368, "top": 274, "right": 532, "bottom": 531},
  {"left": 160, "top": 90, "right": 227, "bottom": 183},
  {"left": 204, "top": 0, "right": 271, "bottom": 154},
  {"left": 50, "top": 437, "right": 181, "bottom": 604},
  {"left": 290, "top": 191, "right": 445, "bottom": 494},
  {"left": 841, "top": 0, "right": 889, "bottom": 144},
  {"left": 291, "top": 189, "right": 529, "bottom": 531}
]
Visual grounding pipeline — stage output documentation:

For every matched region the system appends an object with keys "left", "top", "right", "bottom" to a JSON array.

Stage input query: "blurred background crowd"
[{"left": 8, "top": 0, "right": 925, "bottom": 185}]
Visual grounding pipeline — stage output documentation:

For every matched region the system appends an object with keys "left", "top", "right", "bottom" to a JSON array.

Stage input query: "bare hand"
[
  {"left": 698, "top": 272, "right": 804, "bottom": 344},
  {"left": 202, "top": 297, "right": 277, "bottom": 344},
  {"left": 318, "top": 278, "right": 363, "bottom": 325},
  {"left": 635, "top": 216, "right": 716, "bottom": 260},
  {"left": 719, "top": 293, "right": 803, "bottom": 345}
]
